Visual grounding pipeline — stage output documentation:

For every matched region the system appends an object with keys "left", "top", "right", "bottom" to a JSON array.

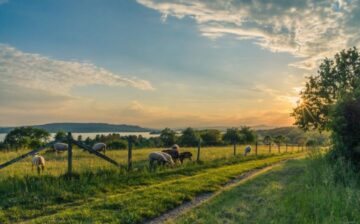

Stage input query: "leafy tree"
[
  {"left": 292, "top": 47, "right": 360, "bottom": 131},
  {"left": 54, "top": 131, "right": 67, "bottom": 141},
  {"left": 160, "top": 128, "right": 177, "bottom": 147},
  {"left": 273, "top": 135, "right": 286, "bottom": 151},
  {"left": 77, "top": 135, "right": 83, "bottom": 142},
  {"left": 200, "top": 129, "right": 222, "bottom": 146},
  {"left": 4, "top": 127, "right": 50, "bottom": 149},
  {"left": 223, "top": 128, "right": 242, "bottom": 144},
  {"left": 107, "top": 140, "right": 127, "bottom": 150},
  {"left": 180, "top": 127, "right": 199, "bottom": 147},
  {"left": 329, "top": 90, "right": 360, "bottom": 164},
  {"left": 263, "top": 135, "right": 272, "bottom": 145},
  {"left": 239, "top": 126, "right": 256, "bottom": 143}
]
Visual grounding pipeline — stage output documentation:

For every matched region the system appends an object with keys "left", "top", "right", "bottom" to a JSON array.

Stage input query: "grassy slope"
[
  {"left": 0, "top": 153, "right": 301, "bottom": 224},
  {"left": 175, "top": 154, "right": 360, "bottom": 224}
]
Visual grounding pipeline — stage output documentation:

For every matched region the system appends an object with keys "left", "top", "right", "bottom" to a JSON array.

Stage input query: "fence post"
[
  {"left": 67, "top": 132, "right": 73, "bottom": 176},
  {"left": 285, "top": 143, "right": 288, "bottom": 153},
  {"left": 268, "top": 143, "right": 271, "bottom": 153},
  {"left": 127, "top": 138, "right": 132, "bottom": 171},
  {"left": 278, "top": 144, "right": 280, "bottom": 154},
  {"left": 255, "top": 141, "right": 258, "bottom": 156},
  {"left": 233, "top": 142, "right": 237, "bottom": 156},
  {"left": 196, "top": 140, "right": 201, "bottom": 162}
]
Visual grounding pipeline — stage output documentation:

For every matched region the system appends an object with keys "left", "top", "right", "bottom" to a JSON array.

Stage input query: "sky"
[{"left": 0, "top": 0, "right": 359, "bottom": 129}]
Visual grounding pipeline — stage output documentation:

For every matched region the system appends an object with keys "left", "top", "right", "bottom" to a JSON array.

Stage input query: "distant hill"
[{"left": 0, "top": 123, "right": 155, "bottom": 133}]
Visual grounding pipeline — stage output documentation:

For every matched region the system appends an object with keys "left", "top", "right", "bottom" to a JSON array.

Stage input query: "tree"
[
  {"left": 329, "top": 90, "right": 360, "bottom": 164},
  {"left": 292, "top": 47, "right": 360, "bottom": 131},
  {"left": 107, "top": 140, "right": 127, "bottom": 150},
  {"left": 180, "top": 127, "right": 199, "bottom": 147},
  {"left": 263, "top": 135, "right": 272, "bottom": 153},
  {"left": 200, "top": 129, "right": 222, "bottom": 146},
  {"left": 4, "top": 127, "right": 50, "bottom": 149},
  {"left": 77, "top": 135, "right": 83, "bottom": 142},
  {"left": 54, "top": 131, "right": 67, "bottom": 141},
  {"left": 239, "top": 126, "right": 256, "bottom": 144},
  {"left": 223, "top": 128, "right": 243, "bottom": 155},
  {"left": 160, "top": 128, "right": 177, "bottom": 147},
  {"left": 273, "top": 135, "right": 286, "bottom": 152}
]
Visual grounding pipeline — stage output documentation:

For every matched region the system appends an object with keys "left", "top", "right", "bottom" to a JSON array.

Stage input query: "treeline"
[{"left": 0, "top": 126, "right": 330, "bottom": 151}]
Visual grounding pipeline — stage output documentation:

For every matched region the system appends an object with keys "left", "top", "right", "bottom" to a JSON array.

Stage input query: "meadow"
[
  {"left": 0, "top": 144, "right": 303, "bottom": 223},
  {"left": 0, "top": 144, "right": 300, "bottom": 178},
  {"left": 174, "top": 152, "right": 360, "bottom": 224}
]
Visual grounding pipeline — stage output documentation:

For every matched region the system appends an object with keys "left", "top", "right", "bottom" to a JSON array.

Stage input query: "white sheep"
[
  {"left": 54, "top": 142, "right": 68, "bottom": 152},
  {"left": 148, "top": 152, "right": 174, "bottom": 169},
  {"left": 92, "top": 143, "right": 106, "bottom": 154},
  {"left": 32, "top": 155, "right": 45, "bottom": 174},
  {"left": 244, "top": 145, "right": 252, "bottom": 156}
]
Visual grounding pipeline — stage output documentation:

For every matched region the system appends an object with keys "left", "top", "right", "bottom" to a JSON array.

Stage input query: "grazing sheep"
[
  {"left": 92, "top": 143, "right": 106, "bottom": 154},
  {"left": 53, "top": 142, "right": 68, "bottom": 154},
  {"left": 244, "top": 145, "right": 252, "bottom": 156},
  {"left": 32, "top": 154, "right": 45, "bottom": 174},
  {"left": 171, "top": 144, "right": 180, "bottom": 150},
  {"left": 149, "top": 152, "right": 174, "bottom": 169},
  {"left": 179, "top": 151, "right": 192, "bottom": 164},
  {"left": 162, "top": 149, "right": 180, "bottom": 163}
]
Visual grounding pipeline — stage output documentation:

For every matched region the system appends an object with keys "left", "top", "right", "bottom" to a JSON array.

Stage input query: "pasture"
[
  {"left": 0, "top": 144, "right": 303, "bottom": 223},
  {"left": 0, "top": 144, "right": 299, "bottom": 178}
]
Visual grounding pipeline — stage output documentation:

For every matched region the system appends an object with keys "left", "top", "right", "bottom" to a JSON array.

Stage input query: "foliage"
[
  {"left": 329, "top": 90, "right": 360, "bottom": 165},
  {"left": 160, "top": 128, "right": 177, "bottom": 147},
  {"left": 273, "top": 135, "right": 286, "bottom": 148},
  {"left": 263, "top": 135, "right": 272, "bottom": 145},
  {"left": 292, "top": 47, "right": 360, "bottom": 131},
  {"left": 107, "top": 140, "right": 127, "bottom": 149},
  {"left": 223, "top": 128, "right": 242, "bottom": 144},
  {"left": 239, "top": 126, "right": 256, "bottom": 143},
  {"left": 54, "top": 131, "right": 67, "bottom": 142},
  {"left": 4, "top": 127, "right": 50, "bottom": 149},
  {"left": 180, "top": 127, "right": 200, "bottom": 147},
  {"left": 199, "top": 129, "right": 222, "bottom": 146}
]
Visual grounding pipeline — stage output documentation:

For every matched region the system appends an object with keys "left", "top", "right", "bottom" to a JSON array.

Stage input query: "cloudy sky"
[{"left": 0, "top": 0, "right": 358, "bottom": 128}]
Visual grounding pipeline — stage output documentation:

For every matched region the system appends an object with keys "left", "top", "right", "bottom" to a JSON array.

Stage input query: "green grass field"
[
  {"left": 0, "top": 145, "right": 303, "bottom": 223},
  {"left": 174, "top": 152, "right": 360, "bottom": 224},
  {"left": 0, "top": 144, "right": 299, "bottom": 178}
]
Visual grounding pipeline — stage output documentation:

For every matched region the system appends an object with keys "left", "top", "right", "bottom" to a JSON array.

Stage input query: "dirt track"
[{"left": 147, "top": 161, "right": 287, "bottom": 224}]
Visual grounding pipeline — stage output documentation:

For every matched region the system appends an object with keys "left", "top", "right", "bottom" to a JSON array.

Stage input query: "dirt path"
[{"left": 146, "top": 161, "right": 286, "bottom": 224}]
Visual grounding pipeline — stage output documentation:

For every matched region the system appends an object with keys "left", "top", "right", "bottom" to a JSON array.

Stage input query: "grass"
[
  {"left": 0, "top": 144, "right": 297, "bottom": 178},
  {"left": 0, "top": 149, "right": 302, "bottom": 223},
  {"left": 174, "top": 151, "right": 360, "bottom": 224}
]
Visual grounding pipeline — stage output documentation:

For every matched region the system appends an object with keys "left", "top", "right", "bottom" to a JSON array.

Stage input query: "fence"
[{"left": 0, "top": 134, "right": 309, "bottom": 177}]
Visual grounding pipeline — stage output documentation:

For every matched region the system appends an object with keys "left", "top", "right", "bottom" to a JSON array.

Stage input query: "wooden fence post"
[
  {"left": 67, "top": 132, "right": 73, "bottom": 176},
  {"left": 127, "top": 138, "right": 132, "bottom": 171},
  {"left": 285, "top": 143, "right": 288, "bottom": 153},
  {"left": 278, "top": 144, "right": 280, "bottom": 154},
  {"left": 255, "top": 141, "right": 258, "bottom": 156},
  {"left": 233, "top": 142, "right": 237, "bottom": 156},
  {"left": 196, "top": 140, "right": 201, "bottom": 162},
  {"left": 269, "top": 143, "right": 271, "bottom": 153}
]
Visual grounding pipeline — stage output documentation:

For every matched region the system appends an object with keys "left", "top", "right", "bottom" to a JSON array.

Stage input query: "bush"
[
  {"left": 107, "top": 140, "right": 127, "bottom": 150},
  {"left": 330, "top": 90, "right": 360, "bottom": 166}
]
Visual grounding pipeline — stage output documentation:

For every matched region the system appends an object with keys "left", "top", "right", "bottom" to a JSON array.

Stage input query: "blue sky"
[{"left": 0, "top": 0, "right": 358, "bottom": 128}]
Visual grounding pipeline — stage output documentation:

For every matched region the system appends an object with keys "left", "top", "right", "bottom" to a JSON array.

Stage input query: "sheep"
[
  {"left": 32, "top": 154, "right": 45, "bottom": 174},
  {"left": 179, "top": 151, "right": 192, "bottom": 164},
  {"left": 148, "top": 152, "right": 174, "bottom": 170},
  {"left": 162, "top": 149, "right": 180, "bottom": 163},
  {"left": 92, "top": 143, "right": 106, "bottom": 154},
  {"left": 53, "top": 142, "right": 68, "bottom": 155},
  {"left": 244, "top": 145, "right": 252, "bottom": 156}
]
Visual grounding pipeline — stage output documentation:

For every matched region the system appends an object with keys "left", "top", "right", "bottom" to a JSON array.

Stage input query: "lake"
[{"left": 0, "top": 132, "right": 159, "bottom": 142}]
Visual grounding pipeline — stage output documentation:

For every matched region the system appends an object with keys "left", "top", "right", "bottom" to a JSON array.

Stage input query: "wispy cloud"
[
  {"left": 0, "top": 44, "right": 154, "bottom": 94},
  {"left": 138, "top": 0, "right": 360, "bottom": 70}
]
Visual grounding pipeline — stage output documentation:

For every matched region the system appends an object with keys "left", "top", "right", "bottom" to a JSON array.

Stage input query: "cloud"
[
  {"left": 0, "top": 44, "right": 154, "bottom": 94},
  {"left": 137, "top": 0, "right": 360, "bottom": 70}
]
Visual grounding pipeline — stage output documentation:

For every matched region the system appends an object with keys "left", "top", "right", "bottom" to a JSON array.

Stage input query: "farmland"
[{"left": 0, "top": 145, "right": 303, "bottom": 223}]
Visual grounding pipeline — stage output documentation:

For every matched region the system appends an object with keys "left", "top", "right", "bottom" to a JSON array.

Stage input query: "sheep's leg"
[
  {"left": 41, "top": 165, "right": 45, "bottom": 171},
  {"left": 37, "top": 166, "right": 41, "bottom": 174}
]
